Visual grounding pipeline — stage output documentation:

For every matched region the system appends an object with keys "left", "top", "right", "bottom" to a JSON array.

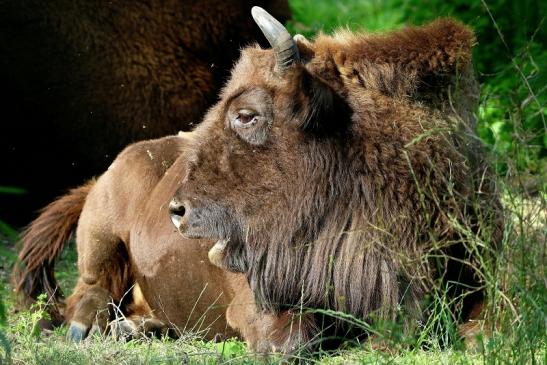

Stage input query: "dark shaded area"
[{"left": 0, "top": 0, "right": 291, "bottom": 226}]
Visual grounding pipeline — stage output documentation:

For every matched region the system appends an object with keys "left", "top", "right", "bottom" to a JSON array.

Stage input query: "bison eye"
[
  {"left": 234, "top": 109, "right": 258, "bottom": 128},
  {"left": 229, "top": 100, "right": 271, "bottom": 145}
]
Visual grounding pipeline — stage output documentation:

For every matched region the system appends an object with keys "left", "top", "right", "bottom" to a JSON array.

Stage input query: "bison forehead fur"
[{"left": 173, "top": 19, "right": 501, "bottom": 331}]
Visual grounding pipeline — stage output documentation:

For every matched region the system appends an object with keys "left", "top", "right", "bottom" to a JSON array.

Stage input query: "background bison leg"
[
  {"left": 458, "top": 299, "right": 492, "bottom": 350},
  {"left": 109, "top": 316, "right": 168, "bottom": 341},
  {"left": 108, "top": 284, "right": 168, "bottom": 341}
]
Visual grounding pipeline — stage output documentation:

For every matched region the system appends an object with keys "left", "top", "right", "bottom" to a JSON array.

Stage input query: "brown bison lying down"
[
  {"left": 15, "top": 7, "right": 501, "bottom": 353},
  {"left": 0, "top": 0, "right": 290, "bottom": 225}
]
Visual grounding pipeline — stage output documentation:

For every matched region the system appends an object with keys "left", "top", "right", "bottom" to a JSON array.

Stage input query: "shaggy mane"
[
  {"left": 231, "top": 19, "right": 496, "bottom": 337},
  {"left": 301, "top": 18, "right": 475, "bottom": 101}
]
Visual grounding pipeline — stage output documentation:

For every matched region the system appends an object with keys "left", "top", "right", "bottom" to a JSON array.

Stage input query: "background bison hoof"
[
  {"left": 108, "top": 318, "right": 136, "bottom": 341},
  {"left": 109, "top": 317, "right": 169, "bottom": 341}
]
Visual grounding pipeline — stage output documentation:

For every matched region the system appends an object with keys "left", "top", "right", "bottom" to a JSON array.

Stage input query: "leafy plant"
[
  {"left": 0, "top": 186, "right": 21, "bottom": 364},
  {"left": 0, "top": 283, "right": 11, "bottom": 364},
  {"left": 12, "top": 294, "right": 50, "bottom": 341}
]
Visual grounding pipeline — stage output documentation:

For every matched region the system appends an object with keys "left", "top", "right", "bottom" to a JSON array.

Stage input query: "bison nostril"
[
  {"left": 169, "top": 199, "right": 186, "bottom": 229},
  {"left": 169, "top": 202, "right": 186, "bottom": 217}
]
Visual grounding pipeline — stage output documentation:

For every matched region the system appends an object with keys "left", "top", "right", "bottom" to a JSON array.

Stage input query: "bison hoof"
[
  {"left": 108, "top": 318, "right": 137, "bottom": 341},
  {"left": 67, "top": 321, "right": 89, "bottom": 342}
]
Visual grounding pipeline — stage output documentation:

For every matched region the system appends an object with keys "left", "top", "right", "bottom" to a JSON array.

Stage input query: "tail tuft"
[{"left": 12, "top": 180, "right": 95, "bottom": 325}]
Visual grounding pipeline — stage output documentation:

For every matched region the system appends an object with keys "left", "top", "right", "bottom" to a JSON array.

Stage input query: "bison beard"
[{"left": 171, "top": 9, "right": 502, "bottom": 350}]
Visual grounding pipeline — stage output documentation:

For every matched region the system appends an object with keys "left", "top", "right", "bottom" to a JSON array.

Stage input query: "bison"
[
  {"left": 0, "top": 0, "right": 290, "bottom": 226},
  {"left": 14, "top": 7, "right": 501, "bottom": 354},
  {"left": 169, "top": 7, "right": 502, "bottom": 350}
]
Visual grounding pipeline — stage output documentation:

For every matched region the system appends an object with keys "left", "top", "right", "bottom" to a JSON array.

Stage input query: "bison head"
[{"left": 170, "top": 7, "right": 490, "bottom": 339}]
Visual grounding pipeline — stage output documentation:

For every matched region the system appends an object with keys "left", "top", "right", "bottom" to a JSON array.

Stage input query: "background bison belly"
[{"left": 0, "top": 0, "right": 290, "bottom": 226}]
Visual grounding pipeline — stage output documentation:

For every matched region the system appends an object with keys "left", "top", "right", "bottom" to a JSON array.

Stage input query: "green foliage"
[
  {"left": 0, "top": 186, "right": 21, "bottom": 248},
  {"left": 0, "top": 186, "right": 18, "bottom": 364},
  {"left": 12, "top": 294, "right": 50, "bottom": 341},
  {"left": 0, "top": 284, "right": 11, "bottom": 364},
  {"left": 215, "top": 339, "right": 249, "bottom": 360},
  {"left": 287, "top": 0, "right": 407, "bottom": 35},
  {"left": 487, "top": 194, "right": 547, "bottom": 363},
  {"left": 0, "top": 187, "right": 26, "bottom": 195},
  {"left": 0, "top": 296, "right": 5, "bottom": 328}
]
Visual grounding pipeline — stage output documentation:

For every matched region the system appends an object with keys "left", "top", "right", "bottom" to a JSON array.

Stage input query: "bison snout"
[{"left": 169, "top": 198, "right": 187, "bottom": 231}]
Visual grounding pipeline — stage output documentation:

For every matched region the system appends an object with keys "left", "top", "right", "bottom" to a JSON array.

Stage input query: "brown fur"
[
  {"left": 12, "top": 132, "right": 280, "bottom": 346},
  {"left": 0, "top": 0, "right": 291, "bottom": 225},
  {"left": 171, "top": 19, "right": 502, "bottom": 350}
]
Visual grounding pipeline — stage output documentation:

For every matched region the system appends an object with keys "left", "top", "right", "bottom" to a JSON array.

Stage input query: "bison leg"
[
  {"left": 458, "top": 299, "right": 492, "bottom": 350},
  {"left": 63, "top": 193, "right": 134, "bottom": 341},
  {"left": 66, "top": 278, "right": 163, "bottom": 342},
  {"left": 66, "top": 283, "right": 111, "bottom": 341},
  {"left": 228, "top": 304, "right": 316, "bottom": 354},
  {"left": 64, "top": 230, "right": 132, "bottom": 341}
]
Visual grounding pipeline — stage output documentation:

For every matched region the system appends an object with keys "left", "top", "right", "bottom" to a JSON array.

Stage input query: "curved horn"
[{"left": 251, "top": 6, "right": 300, "bottom": 72}]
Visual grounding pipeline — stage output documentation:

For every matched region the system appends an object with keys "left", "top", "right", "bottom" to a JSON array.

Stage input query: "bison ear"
[{"left": 292, "top": 67, "right": 352, "bottom": 136}]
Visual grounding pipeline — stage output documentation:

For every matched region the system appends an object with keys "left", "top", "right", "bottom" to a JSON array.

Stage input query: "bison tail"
[{"left": 12, "top": 179, "right": 96, "bottom": 326}]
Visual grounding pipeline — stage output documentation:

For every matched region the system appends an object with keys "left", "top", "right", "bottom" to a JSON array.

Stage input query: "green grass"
[{"left": 1, "top": 0, "right": 545, "bottom": 364}]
